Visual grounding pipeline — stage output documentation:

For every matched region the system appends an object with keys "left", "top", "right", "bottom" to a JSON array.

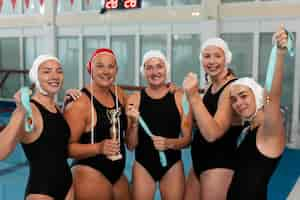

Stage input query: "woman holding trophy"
[{"left": 64, "top": 48, "right": 130, "bottom": 200}]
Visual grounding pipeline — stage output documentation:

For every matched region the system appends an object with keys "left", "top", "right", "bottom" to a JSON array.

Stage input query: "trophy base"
[{"left": 107, "top": 154, "right": 122, "bottom": 161}]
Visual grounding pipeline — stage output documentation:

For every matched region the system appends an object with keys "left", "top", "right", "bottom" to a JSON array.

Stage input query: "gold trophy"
[{"left": 107, "top": 108, "right": 122, "bottom": 161}]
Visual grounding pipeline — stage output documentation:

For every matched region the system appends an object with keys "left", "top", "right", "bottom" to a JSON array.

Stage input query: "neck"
[
  {"left": 211, "top": 68, "right": 229, "bottom": 87},
  {"left": 249, "top": 110, "right": 263, "bottom": 130},
  {"left": 90, "top": 82, "right": 112, "bottom": 95},
  {"left": 146, "top": 84, "right": 168, "bottom": 98},
  {"left": 33, "top": 92, "right": 56, "bottom": 106}
]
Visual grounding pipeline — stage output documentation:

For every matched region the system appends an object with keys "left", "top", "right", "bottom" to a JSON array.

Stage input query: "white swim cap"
[
  {"left": 230, "top": 77, "right": 264, "bottom": 120},
  {"left": 140, "top": 50, "right": 170, "bottom": 77},
  {"left": 29, "top": 55, "right": 61, "bottom": 95},
  {"left": 199, "top": 37, "right": 232, "bottom": 65}
]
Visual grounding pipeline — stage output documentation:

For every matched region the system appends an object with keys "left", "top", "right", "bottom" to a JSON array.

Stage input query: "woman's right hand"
[
  {"left": 182, "top": 72, "right": 199, "bottom": 96},
  {"left": 97, "top": 139, "right": 120, "bottom": 156},
  {"left": 126, "top": 103, "right": 139, "bottom": 124}
]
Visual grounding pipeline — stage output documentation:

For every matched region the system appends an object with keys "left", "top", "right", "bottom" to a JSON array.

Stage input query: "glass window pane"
[
  {"left": 83, "top": 36, "right": 107, "bottom": 84},
  {"left": 172, "top": 34, "right": 201, "bottom": 86},
  {"left": 140, "top": 34, "right": 167, "bottom": 86},
  {"left": 24, "top": 0, "right": 44, "bottom": 15},
  {"left": 258, "top": 32, "right": 296, "bottom": 136},
  {"left": 142, "top": 0, "right": 167, "bottom": 7},
  {"left": 171, "top": 0, "right": 201, "bottom": 6},
  {"left": 221, "top": 33, "right": 253, "bottom": 77},
  {"left": 0, "top": 0, "right": 21, "bottom": 15},
  {"left": 57, "top": 0, "right": 80, "bottom": 13},
  {"left": 82, "top": 0, "right": 104, "bottom": 10},
  {"left": 57, "top": 37, "right": 79, "bottom": 102},
  {"left": 0, "top": 38, "right": 20, "bottom": 98},
  {"left": 111, "top": 35, "right": 136, "bottom": 86},
  {"left": 23, "top": 37, "right": 44, "bottom": 85}
]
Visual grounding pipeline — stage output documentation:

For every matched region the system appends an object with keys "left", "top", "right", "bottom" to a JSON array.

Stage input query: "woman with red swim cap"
[{"left": 64, "top": 48, "right": 130, "bottom": 200}]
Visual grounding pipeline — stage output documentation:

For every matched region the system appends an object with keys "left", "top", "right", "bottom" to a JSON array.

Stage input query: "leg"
[
  {"left": 159, "top": 161, "right": 185, "bottom": 200},
  {"left": 184, "top": 168, "right": 201, "bottom": 200},
  {"left": 113, "top": 175, "right": 131, "bottom": 200},
  {"left": 132, "top": 161, "right": 156, "bottom": 200},
  {"left": 199, "top": 168, "right": 233, "bottom": 200},
  {"left": 72, "top": 165, "right": 113, "bottom": 200},
  {"left": 26, "top": 194, "right": 54, "bottom": 200}
]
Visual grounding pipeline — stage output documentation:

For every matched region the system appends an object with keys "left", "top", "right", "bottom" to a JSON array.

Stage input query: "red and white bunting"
[
  {"left": 25, "top": 0, "right": 30, "bottom": 8},
  {"left": 0, "top": 0, "right": 3, "bottom": 12},
  {"left": 11, "top": 0, "right": 17, "bottom": 9},
  {"left": 39, "top": 0, "right": 44, "bottom": 6}
]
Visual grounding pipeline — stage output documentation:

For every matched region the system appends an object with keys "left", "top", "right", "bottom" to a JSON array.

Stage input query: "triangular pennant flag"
[
  {"left": 70, "top": 0, "right": 74, "bottom": 6},
  {"left": 25, "top": 0, "right": 30, "bottom": 8},
  {"left": 11, "top": 0, "right": 17, "bottom": 9},
  {"left": 86, "top": 0, "right": 90, "bottom": 5},
  {"left": 39, "top": 0, "right": 44, "bottom": 6},
  {"left": 0, "top": 0, "right": 3, "bottom": 12}
]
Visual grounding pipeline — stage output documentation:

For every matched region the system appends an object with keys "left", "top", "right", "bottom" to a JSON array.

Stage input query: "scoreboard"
[{"left": 104, "top": 0, "right": 141, "bottom": 10}]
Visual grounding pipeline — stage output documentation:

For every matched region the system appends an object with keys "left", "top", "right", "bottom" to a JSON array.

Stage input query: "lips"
[{"left": 48, "top": 81, "right": 60, "bottom": 87}]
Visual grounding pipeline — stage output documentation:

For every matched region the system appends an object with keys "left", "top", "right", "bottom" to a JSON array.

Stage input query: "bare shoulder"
[
  {"left": 174, "top": 88, "right": 184, "bottom": 103},
  {"left": 218, "top": 79, "right": 235, "bottom": 105},
  {"left": 64, "top": 93, "right": 90, "bottom": 117},
  {"left": 117, "top": 86, "right": 128, "bottom": 105}
]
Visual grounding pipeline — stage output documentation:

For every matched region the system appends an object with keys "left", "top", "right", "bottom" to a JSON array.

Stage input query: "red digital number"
[
  {"left": 105, "top": 0, "right": 119, "bottom": 9},
  {"left": 124, "top": 0, "right": 137, "bottom": 8}
]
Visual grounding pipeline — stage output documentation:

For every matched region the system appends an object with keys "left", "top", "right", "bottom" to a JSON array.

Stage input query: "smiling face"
[
  {"left": 90, "top": 53, "right": 118, "bottom": 88},
  {"left": 37, "top": 60, "right": 63, "bottom": 96},
  {"left": 230, "top": 85, "right": 257, "bottom": 119},
  {"left": 201, "top": 46, "right": 227, "bottom": 78},
  {"left": 143, "top": 57, "right": 167, "bottom": 87}
]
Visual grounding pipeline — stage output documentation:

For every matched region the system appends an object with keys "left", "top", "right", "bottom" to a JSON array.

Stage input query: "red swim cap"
[{"left": 87, "top": 48, "right": 116, "bottom": 74}]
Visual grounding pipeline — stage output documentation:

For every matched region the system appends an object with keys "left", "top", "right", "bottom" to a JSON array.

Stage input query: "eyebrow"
[
  {"left": 237, "top": 91, "right": 247, "bottom": 96},
  {"left": 230, "top": 90, "right": 247, "bottom": 98}
]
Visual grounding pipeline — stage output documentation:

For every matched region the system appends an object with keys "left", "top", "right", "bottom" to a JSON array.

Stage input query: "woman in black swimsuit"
[
  {"left": 183, "top": 38, "right": 243, "bottom": 200},
  {"left": 126, "top": 50, "right": 192, "bottom": 200},
  {"left": 0, "top": 55, "right": 75, "bottom": 200},
  {"left": 64, "top": 48, "right": 130, "bottom": 200},
  {"left": 227, "top": 26, "right": 288, "bottom": 200}
]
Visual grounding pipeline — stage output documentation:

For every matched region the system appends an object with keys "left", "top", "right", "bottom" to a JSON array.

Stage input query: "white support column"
[
  {"left": 43, "top": 0, "right": 57, "bottom": 56},
  {"left": 135, "top": 34, "right": 140, "bottom": 86},
  {"left": 19, "top": 36, "right": 24, "bottom": 86},
  {"left": 252, "top": 30, "right": 259, "bottom": 80},
  {"left": 79, "top": 30, "right": 84, "bottom": 89},
  {"left": 289, "top": 30, "right": 300, "bottom": 148},
  {"left": 167, "top": 32, "right": 172, "bottom": 82}
]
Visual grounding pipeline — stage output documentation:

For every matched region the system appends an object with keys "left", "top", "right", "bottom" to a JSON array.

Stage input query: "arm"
[
  {"left": 262, "top": 27, "right": 288, "bottom": 143},
  {"left": 183, "top": 73, "right": 233, "bottom": 142},
  {"left": 125, "top": 92, "right": 140, "bottom": 150},
  {"left": 0, "top": 90, "right": 27, "bottom": 160},
  {"left": 64, "top": 94, "right": 119, "bottom": 159},
  {"left": 0, "top": 108, "right": 26, "bottom": 160},
  {"left": 62, "top": 88, "right": 81, "bottom": 111}
]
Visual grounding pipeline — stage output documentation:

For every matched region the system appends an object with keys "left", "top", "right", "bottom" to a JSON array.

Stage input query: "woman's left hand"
[
  {"left": 64, "top": 89, "right": 81, "bottom": 105},
  {"left": 152, "top": 135, "right": 169, "bottom": 151},
  {"left": 273, "top": 25, "right": 288, "bottom": 50}
]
